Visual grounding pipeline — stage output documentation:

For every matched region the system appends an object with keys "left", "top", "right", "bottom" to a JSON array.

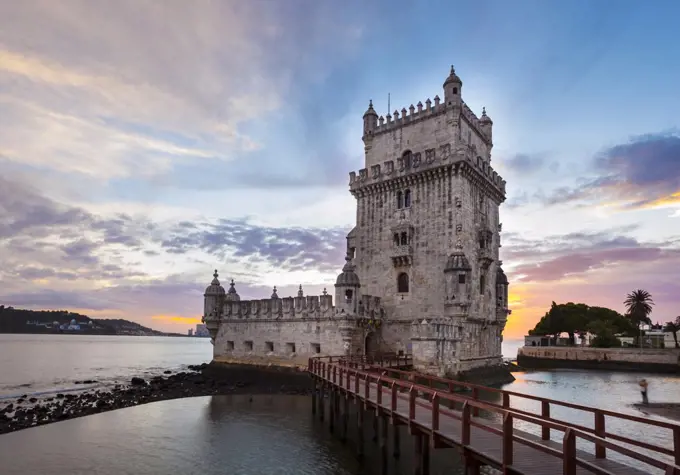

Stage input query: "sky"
[{"left": 1, "top": 0, "right": 679, "bottom": 337}]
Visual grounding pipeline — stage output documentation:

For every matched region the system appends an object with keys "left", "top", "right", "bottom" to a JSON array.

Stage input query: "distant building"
[
  {"left": 188, "top": 328, "right": 194, "bottom": 337},
  {"left": 195, "top": 324, "right": 210, "bottom": 338}
]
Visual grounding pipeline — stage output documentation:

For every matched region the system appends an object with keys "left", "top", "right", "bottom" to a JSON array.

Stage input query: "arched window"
[
  {"left": 345, "top": 289, "right": 353, "bottom": 302},
  {"left": 393, "top": 233, "right": 400, "bottom": 245},
  {"left": 400, "top": 232, "right": 408, "bottom": 246},
  {"left": 452, "top": 87, "right": 458, "bottom": 95},
  {"left": 479, "top": 275, "right": 485, "bottom": 295},
  {"left": 397, "top": 273, "right": 409, "bottom": 293},
  {"left": 397, "top": 191, "right": 403, "bottom": 209},
  {"left": 402, "top": 150, "right": 412, "bottom": 169},
  {"left": 404, "top": 189, "right": 411, "bottom": 207}
]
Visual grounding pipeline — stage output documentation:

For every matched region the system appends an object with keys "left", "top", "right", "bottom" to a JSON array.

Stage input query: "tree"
[
  {"left": 664, "top": 318, "right": 680, "bottom": 349},
  {"left": 624, "top": 289, "right": 654, "bottom": 327},
  {"left": 529, "top": 301, "right": 590, "bottom": 345},
  {"left": 587, "top": 319, "right": 622, "bottom": 348}
]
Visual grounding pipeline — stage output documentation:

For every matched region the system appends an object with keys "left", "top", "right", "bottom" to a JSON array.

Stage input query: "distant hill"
[{"left": 0, "top": 306, "right": 182, "bottom": 336}]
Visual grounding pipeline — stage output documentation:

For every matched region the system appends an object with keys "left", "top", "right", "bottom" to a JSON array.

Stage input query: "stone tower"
[{"left": 347, "top": 66, "right": 510, "bottom": 375}]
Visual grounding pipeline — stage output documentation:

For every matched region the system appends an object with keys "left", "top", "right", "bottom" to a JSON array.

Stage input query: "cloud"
[
  {"left": 160, "top": 219, "right": 349, "bottom": 273},
  {"left": 0, "top": 177, "right": 349, "bottom": 329},
  {"left": 0, "top": 1, "right": 366, "bottom": 184},
  {"left": 500, "top": 226, "right": 680, "bottom": 336},
  {"left": 502, "top": 226, "right": 680, "bottom": 282},
  {"left": 503, "top": 153, "right": 556, "bottom": 175},
  {"left": 525, "top": 132, "right": 680, "bottom": 209}
]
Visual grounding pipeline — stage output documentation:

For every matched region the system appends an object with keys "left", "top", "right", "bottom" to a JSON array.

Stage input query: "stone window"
[
  {"left": 458, "top": 274, "right": 466, "bottom": 284},
  {"left": 397, "top": 191, "right": 403, "bottom": 209},
  {"left": 452, "top": 87, "right": 458, "bottom": 95},
  {"left": 265, "top": 341, "right": 274, "bottom": 353},
  {"left": 479, "top": 275, "right": 485, "bottom": 295},
  {"left": 311, "top": 343, "right": 321, "bottom": 354},
  {"left": 286, "top": 342, "right": 296, "bottom": 354},
  {"left": 244, "top": 340, "right": 253, "bottom": 351},
  {"left": 468, "top": 131, "right": 472, "bottom": 144},
  {"left": 349, "top": 247, "right": 356, "bottom": 259},
  {"left": 400, "top": 232, "right": 408, "bottom": 245},
  {"left": 345, "top": 289, "right": 353, "bottom": 302},
  {"left": 404, "top": 189, "right": 411, "bottom": 207},
  {"left": 402, "top": 150, "right": 412, "bottom": 169},
  {"left": 393, "top": 233, "right": 400, "bottom": 245},
  {"left": 226, "top": 341, "right": 234, "bottom": 350},
  {"left": 397, "top": 272, "right": 409, "bottom": 293}
]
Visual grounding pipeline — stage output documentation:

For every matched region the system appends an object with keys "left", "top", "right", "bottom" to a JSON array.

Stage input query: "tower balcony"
[
  {"left": 391, "top": 245, "right": 413, "bottom": 267},
  {"left": 478, "top": 248, "right": 494, "bottom": 270}
]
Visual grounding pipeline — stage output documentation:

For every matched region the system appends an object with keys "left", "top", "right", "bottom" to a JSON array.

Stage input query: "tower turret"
[
  {"left": 225, "top": 279, "right": 240, "bottom": 302},
  {"left": 443, "top": 244, "right": 472, "bottom": 305},
  {"left": 203, "top": 269, "right": 225, "bottom": 343},
  {"left": 334, "top": 253, "right": 361, "bottom": 315},
  {"left": 443, "top": 65, "right": 463, "bottom": 107},
  {"left": 495, "top": 263, "right": 509, "bottom": 316},
  {"left": 479, "top": 107, "right": 493, "bottom": 144},
  {"left": 362, "top": 100, "right": 378, "bottom": 139}
]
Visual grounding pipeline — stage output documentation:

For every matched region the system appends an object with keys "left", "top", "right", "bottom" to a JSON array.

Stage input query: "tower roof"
[
  {"left": 363, "top": 99, "right": 378, "bottom": 117},
  {"left": 443, "top": 65, "right": 462, "bottom": 87},
  {"left": 444, "top": 251, "right": 471, "bottom": 272},
  {"left": 204, "top": 269, "right": 226, "bottom": 296},
  {"left": 496, "top": 266, "right": 508, "bottom": 285},
  {"left": 225, "top": 279, "right": 240, "bottom": 302},
  {"left": 335, "top": 254, "right": 361, "bottom": 287},
  {"left": 480, "top": 107, "right": 493, "bottom": 124}
]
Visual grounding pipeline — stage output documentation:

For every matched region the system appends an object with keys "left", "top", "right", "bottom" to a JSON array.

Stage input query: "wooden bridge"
[{"left": 308, "top": 354, "right": 680, "bottom": 475}]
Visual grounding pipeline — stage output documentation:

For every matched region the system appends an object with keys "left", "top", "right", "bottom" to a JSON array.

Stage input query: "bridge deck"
[
  {"left": 356, "top": 376, "right": 646, "bottom": 475},
  {"left": 311, "top": 357, "right": 675, "bottom": 475}
]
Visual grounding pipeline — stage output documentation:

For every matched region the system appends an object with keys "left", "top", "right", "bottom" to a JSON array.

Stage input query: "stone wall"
[
  {"left": 518, "top": 346, "right": 680, "bottom": 373},
  {"left": 214, "top": 319, "right": 349, "bottom": 367}
]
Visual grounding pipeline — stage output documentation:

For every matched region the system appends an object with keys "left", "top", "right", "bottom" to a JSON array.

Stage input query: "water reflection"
[
  {"left": 502, "top": 370, "right": 679, "bottom": 470},
  {"left": 0, "top": 395, "right": 469, "bottom": 475}
]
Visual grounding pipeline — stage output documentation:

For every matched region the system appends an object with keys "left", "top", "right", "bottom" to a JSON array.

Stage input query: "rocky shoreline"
[{"left": 0, "top": 362, "right": 312, "bottom": 435}]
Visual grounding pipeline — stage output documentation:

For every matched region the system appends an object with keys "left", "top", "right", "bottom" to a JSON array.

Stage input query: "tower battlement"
[
  {"left": 348, "top": 142, "right": 506, "bottom": 199},
  {"left": 366, "top": 98, "right": 491, "bottom": 146}
]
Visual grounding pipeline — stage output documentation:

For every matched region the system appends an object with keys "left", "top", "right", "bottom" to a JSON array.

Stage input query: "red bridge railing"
[{"left": 308, "top": 356, "right": 680, "bottom": 475}]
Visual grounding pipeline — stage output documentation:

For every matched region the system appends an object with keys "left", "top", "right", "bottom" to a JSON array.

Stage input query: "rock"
[
  {"left": 130, "top": 377, "right": 146, "bottom": 386},
  {"left": 28, "top": 398, "right": 37, "bottom": 403},
  {"left": 163, "top": 370, "right": 172, "bottom": 374},
  {"left": 56, "top": 394, "right": 65, "bottom": 399},
  {"left": 16, "top": 398, "right": 24, "bottom": 404}
]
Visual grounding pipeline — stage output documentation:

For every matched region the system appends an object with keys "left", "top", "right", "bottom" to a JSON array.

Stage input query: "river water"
[{"left": 1, "top": 334, "right": 678, "bottom": 473}]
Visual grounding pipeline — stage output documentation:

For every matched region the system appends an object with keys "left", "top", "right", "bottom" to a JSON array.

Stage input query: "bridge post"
[
  {"left": 414, "top": 433, "right": 423, "bottom": 475},
  {"left": 563, "top": 428, "right": 576, "bottom": 475},
  {"left": 393, "top": 424, "right": 401, "bottom": 458},
  {"left": 319, "top": 382, "right": 325, "bottom": 421},
  {"left": 594, "top": 410, "right": 606, "bottom": 458},
  {"left": 357, "top": 405, "right": 364, "bottom": 459},
  {"left": 311, "top": 377, "right": 317, "bottom": 415},
  {"left": 462, "top": 449, "right": 481, "bottom": 475},
  {"left": 329, "top": 388, "right": 335, "bottom": 434},
  {"left": 342, "top": 392, "right": 349, "bottom": 443},
  {"left": 372, "top": 409, "right": 379, "bottom": 442},
  {"left": 380, "top": 414, "right": 389, "bottom": 475},
  {"left": 421, "top": 433, "right": 430, "bottom": 475}
]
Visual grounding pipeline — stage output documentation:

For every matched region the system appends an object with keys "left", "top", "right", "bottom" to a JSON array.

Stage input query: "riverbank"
[
  {"left": 0, "top": 362, "right": 312, "bottom": 435},
  {"left": 517, "top": 346, "right": 680, "bottom": 373}
]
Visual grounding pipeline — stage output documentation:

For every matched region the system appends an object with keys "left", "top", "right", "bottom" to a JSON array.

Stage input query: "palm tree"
[
  {"left": 663, "top": 319, "right": 680, "bottom": 348},
  {"left": 624, "top": 289, "right": 654, "bottom": 349}
]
